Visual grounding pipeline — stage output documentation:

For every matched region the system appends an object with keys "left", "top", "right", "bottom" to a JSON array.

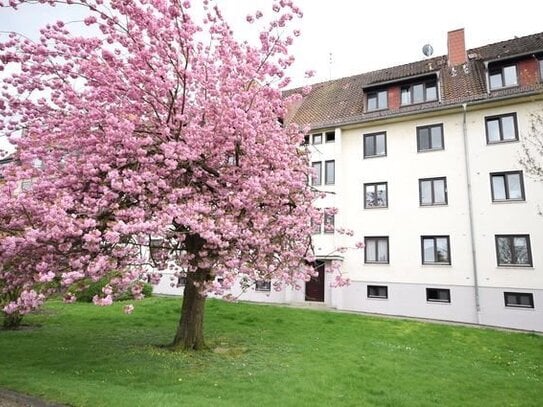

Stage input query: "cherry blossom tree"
[{"left": 0, "top": 0, "right": 326, "bottom": 348}]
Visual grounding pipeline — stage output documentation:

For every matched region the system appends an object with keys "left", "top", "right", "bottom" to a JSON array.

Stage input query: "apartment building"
[{"left": 158, "top": 29, "right": 543, "bottom": 331}]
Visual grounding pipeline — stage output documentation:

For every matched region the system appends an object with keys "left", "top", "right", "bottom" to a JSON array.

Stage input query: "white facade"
[{"left": 154, "top": 31, "right": 543, "bottom": 332}]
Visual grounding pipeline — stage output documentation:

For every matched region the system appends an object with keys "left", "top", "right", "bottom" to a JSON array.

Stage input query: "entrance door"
[{"left": 305, "top": 261, "right": 325, "bottom": 302}]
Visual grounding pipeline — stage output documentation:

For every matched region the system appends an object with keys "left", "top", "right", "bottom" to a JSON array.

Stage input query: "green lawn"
[{"left": 0, "top": 297, "right": 542, "bottom": 406}]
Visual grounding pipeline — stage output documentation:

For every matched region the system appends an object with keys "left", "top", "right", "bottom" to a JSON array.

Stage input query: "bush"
[
  {"left": 76, "top": 279, "right": 153, "bottom": 302},
  {"left": 76, "top": 278, "right": 108, "bottom": 303}
]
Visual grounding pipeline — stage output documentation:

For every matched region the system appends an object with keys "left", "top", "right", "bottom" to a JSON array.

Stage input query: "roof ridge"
[{"left": 469, "top": 31, "right": 543, "bottom": 54}]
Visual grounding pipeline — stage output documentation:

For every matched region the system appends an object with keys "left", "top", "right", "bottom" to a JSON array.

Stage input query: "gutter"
[{"left": 461, "top": 102, "right": 481, "bottom": 320}]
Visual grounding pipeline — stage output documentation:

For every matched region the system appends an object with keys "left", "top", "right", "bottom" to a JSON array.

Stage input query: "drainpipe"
[{"left": 461, "top": 103, "right": 481, "bottom": 321}]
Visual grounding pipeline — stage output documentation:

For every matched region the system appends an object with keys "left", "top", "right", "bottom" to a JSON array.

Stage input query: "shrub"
[{"left": 76, "top": 280, "right": 153, "bottom": 303}]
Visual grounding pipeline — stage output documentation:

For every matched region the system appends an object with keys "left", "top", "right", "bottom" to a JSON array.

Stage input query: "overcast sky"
[{"left": 1, "top": 0, "right": 542, "bottom": 152}]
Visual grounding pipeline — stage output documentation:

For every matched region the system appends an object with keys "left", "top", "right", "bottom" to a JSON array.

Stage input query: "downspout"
[{"left": 461, "top": 103, "right": 481, "bottom": 321}]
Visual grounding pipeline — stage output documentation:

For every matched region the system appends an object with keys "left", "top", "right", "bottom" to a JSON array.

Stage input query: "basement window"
[
  {"left": 255, "top": 280, "right": 271, "bottom": 291},
  {"left": 367, "top": 285, "right": 388, "bottom": 299},
  {"left": 504, "top": 292, "right": 534, "bottom": 309},
  {"left": 426, "top": 288, "right": 450, "bottom": 303}
]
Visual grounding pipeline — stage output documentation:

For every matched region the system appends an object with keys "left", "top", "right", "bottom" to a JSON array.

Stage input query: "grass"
[{"left": 0, "top": 297, "right": 542, "bottom": 406}]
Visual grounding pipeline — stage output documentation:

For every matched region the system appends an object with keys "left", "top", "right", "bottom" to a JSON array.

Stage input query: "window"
[
  {"left": 364, "top": 182, "right": 388, "bottom": 208},
  {"left": 325, "top": 160, "right": 335, "bottom": 185},
  {"left": 421, "top": 236, "right": 450, "bottom": 264},
  {"left": 419, "top": 177, "right": 447, "bottom": 206},
  {"left": 149, "top": 238, "right": 164, "bottom": 262},
  {"left": 323, "top": 212, "right": 335, "bottom": 234},
  {"left": 504, "top": 292, "right": 534, "bottom": 309},
  {"left": 539, "top": 59, "right": 543, "bottom": 81},
  {"left": 417, "top": 124, "right": 444, "bottom": 151},
  {"left": 485, "top": 113, "right": 518, "bottom": 143},
  {"left": 401, "top": 80, "right": 438, "bottom": 105},
  {"left": 311, "top": 162, "right": 322, "bottom": 186},
  {"left": 312, "top": 133, "right": 322, "bottom": 144},
  {"left": 311, "top": 218, "right": 321, "bottom": 234},
  {"left": 426, "top": 288, "right": 451, "bottom": 303},
  {"left": 490, "top": 171, "right": 525, "bottom": 201},
  {"left": 20, "top": 180, "right": 33, "bottom": 191},
  {"left": 495, "top": 235, "right": 532, "bottom": 266},
  {"left": 325, "top": 131, "right": 335, "bottom": 143},
  {"left": 255, "top": 280, "right": 271, "bottom": 291},
  {"left": 177, "top": 272, "right": 187, "bottom": 287},
  {"left": 364, "top": 132, "right": 386, "bottom": 158},
  {"left": 303, "top": 135, "right": 310, "bottom": 145},
  {"left": 367, "top": 285, "right": 388, "bottom": 299},
  {"left": 365, "top": 237, "right": 389, "bottom": 264},
  {"left": 489, "top": 64, "right": 518, "bottom": 89},
  {"left": 367, "top": 90, "right": 388, "bottom": 111}
]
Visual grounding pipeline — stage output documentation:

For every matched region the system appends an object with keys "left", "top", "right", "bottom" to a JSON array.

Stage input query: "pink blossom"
[{"left": 123, "top": 304, "right": 134, "bottom": 314}]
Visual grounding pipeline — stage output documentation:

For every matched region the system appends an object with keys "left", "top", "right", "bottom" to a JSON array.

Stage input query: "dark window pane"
[
  {"left": 426, "top": 84, "right": 437, "bottom": 101},
  {"left": 365, "top": 185, "right": 375, "bottom": 207},
  {"left": 501, "top": 116, "right": 516, "bottom": 140},
  {"left": 503, "top": 65, "right": 518, "bottom": 86},
  {"left": 420, "top": 181, "right": 432, "bottom": 205},
  {"left": 325, "top": 160, "right": 335, "bottom": 185},
  {"left": 437, "top": 290, "right": 449, "bottom": 300},
  {"left": 365, "top": 136, "right": 375, "bottom": 156},
  {"left": 366, "top": 239, "right": 376, "bottom": 262},
  {"left": 507, "top": 174, "right": 522, "bottom": 199},
  {"left": 375, "top": 134, "right": 386, "bottom": 155},
  {"left": 311, "top": 162, "right": 322, "bottom": 186},
  {"left": 376, "top": 183, "right": 387, "bottom": 207},
  {"left": 513, "top": 237, "right": 528, "bottom": 264},
  {"left": 436, "top": 238, "right": 449, "bottom": 262},
  {"left": 324, "top": 213, "right": 335, "bottom": 233},
  {"left": 418, "top": 128, "right": 430, "bottom": 150},
  {"left": 490, "top": 72, "right": 503, "bottom": 89},
  {"left": 492, "top": 175, "right": 506, "bottom": 200},
  {"left": 367, "top": 94, "right": 377, "bottom": 110},
  {"left": 487, "top": 119, "right": 501, "bottom": 142},
  {"left": 433, "top": 179, "right": 446, "bottom": 204},
  {"left": 401, "top": 88, "right": 410, "bottom": 105},
  {"left": 423, "top": 239, "right": 435, "bottom": 262},
  {"left": 378, "top": 91, "right": 387, "bottom": 109},
  {"left": 497, "top": 237, "right": 512, "bottom": 264},
  {"left": 431, "top": 126, "right": 443, "bottom": 149},
  {"left": 377, "top": 239, "right": 388, "bottom": 262},
  {"left": 413, "top": 84, "right": 424, "bottom": 103}
]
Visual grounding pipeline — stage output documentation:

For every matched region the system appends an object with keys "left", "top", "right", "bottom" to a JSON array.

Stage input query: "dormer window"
[
  {"left": 489, "top": 64, "right": 518, "bottom": 89},
  {"left": 400, "top": 80, "right": 437, "bottom": 105},
  {"left": 367, "top": 90, "right": 388, "bottom": 111}
]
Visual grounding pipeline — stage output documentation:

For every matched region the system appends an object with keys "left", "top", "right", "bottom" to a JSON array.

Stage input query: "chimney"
[{"left": 447, "top": 28, "right": 467, "bottom": 66}]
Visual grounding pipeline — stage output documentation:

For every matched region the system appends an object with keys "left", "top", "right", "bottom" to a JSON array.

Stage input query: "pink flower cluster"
[{"left": 0, "top": 0, "right": 352, "bottom": 321}]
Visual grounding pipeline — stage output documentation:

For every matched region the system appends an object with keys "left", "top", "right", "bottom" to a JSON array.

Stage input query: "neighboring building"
[
  {"left": 0, "top": 156, "right": 13, "bottom": 184},
  {"left": 156, "top": 29, "right": 543, "bottom": 332}
]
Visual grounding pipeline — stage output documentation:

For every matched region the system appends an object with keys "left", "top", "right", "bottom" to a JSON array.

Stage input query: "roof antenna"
[{"left": 329, "top": 52, "right": 333, "bottom": 80}]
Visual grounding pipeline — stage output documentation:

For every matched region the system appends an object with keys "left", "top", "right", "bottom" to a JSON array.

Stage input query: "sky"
[{"left": 1, "top": 0, "right": 542, "bottom": 152}]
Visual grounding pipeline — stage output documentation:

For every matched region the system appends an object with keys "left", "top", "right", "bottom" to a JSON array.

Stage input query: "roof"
[{"left": 286, "top": 32, "right": 543, "bottom": 130}]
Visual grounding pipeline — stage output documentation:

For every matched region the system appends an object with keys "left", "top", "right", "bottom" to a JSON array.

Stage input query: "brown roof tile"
[{"left": 286, "top": 31, "right": 543, "bottom": 130}]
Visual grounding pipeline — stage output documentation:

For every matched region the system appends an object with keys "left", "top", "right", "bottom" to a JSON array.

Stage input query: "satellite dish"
[{"left": 422, "top": 44, "right": 434, "bottom": 57}]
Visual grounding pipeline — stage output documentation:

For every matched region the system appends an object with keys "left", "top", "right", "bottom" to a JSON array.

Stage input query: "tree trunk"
[
  {"left": 172, "top": 269, "right": 209, "bottom": 350},
  {"left": 2, "top": 312, "right": 23, "bottom": 330},
  {"left": 171, "top": 234, "right": 212, "bottom": 350}
]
